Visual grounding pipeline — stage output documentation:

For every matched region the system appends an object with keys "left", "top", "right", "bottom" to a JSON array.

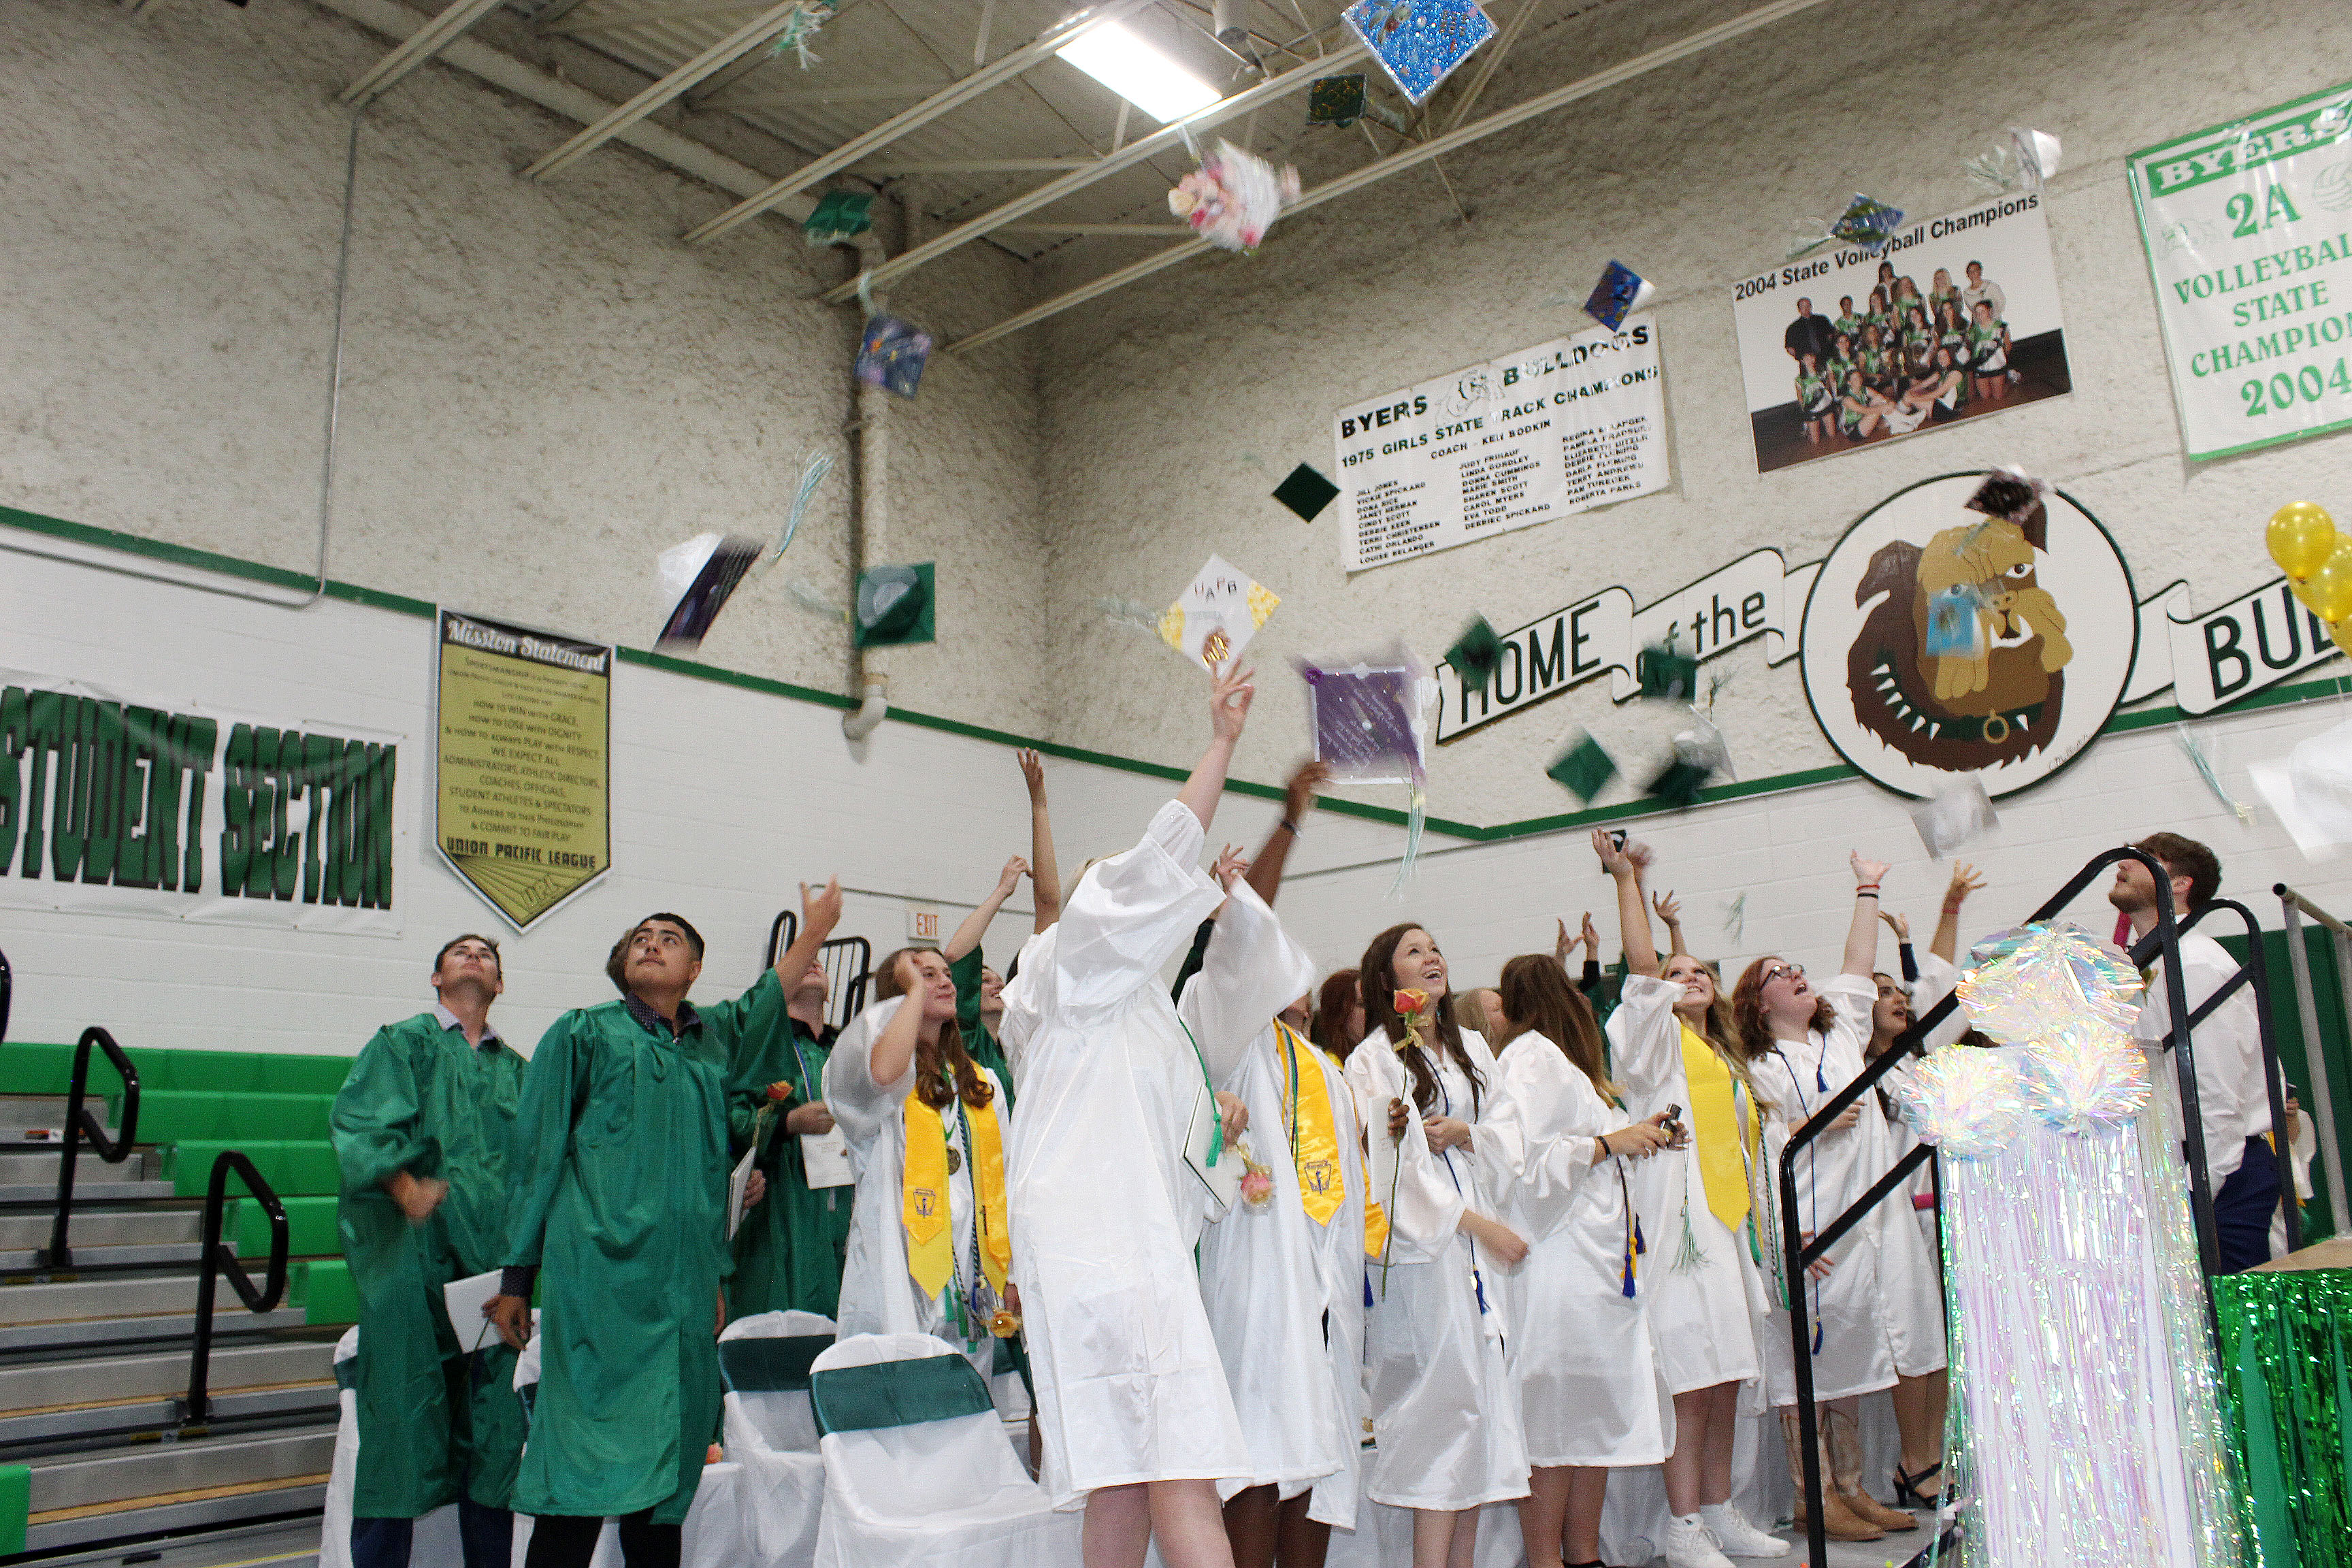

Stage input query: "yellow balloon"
[
  {"left": 2270, "top": 500, "right": 2338, "bottom": 580},
  {"left": 2304, "top": 540, "right": 2352, "bottom": 623},
  {"left": 2332, "top": 617, "right": 2352, "bottom": 659}
]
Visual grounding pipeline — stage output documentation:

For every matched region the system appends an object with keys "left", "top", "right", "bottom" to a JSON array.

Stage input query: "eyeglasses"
[{"left": 1761, "top": 962, "right": 1806, "bottom": 985}]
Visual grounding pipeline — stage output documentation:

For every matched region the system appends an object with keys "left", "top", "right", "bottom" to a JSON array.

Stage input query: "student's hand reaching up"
[
  {"left": 1212, "top": 844, "right": 1250, "bottom": 889},
  {"left": 1209, "top": 664, "right": 1255, "bottom": 743}
]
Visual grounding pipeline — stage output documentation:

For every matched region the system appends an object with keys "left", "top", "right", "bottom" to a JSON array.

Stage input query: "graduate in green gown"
[
  {"left": 331, "top": 934, "right": 526, "bottom": 1568},
  {"left": 723, "top": 956, "right": 852, "bottom": 1320},
  {"left": 490, "top": 882, "right": 841, "bottom": 1568}
]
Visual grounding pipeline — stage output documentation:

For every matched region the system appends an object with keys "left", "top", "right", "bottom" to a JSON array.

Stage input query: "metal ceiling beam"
[
  {"left": 862, "top": 157, "right": 1096, "bottom": 175},
  {"left": 819, "top": 37, "right": 1370, "bottom": 304},
  {"left": 703, "top": 81, "right": 943, "bottom": 110},
  {"left": 522, "top": 0, "right": 819, "bottom": 179},
  {"left": 947, "top": 0, "right": 1837, "bottom": 356},
  {"left": 1442, "top": 0, "right": 1540, "bottom": 131},
  {"left": 681, "top": 0, "right": 1158, "bottom": 246},
  {"left": 338, "top": 0, "right": 506, "bottom": 103},
  {"left": 679, "top": 0, "right": 875, "bottom": 108},
  {"left": 542, "top": 0, "right": 767, "bottom": 35},
  {"left": 998, "top": 222, "right": 1189, "bottom": 233}
]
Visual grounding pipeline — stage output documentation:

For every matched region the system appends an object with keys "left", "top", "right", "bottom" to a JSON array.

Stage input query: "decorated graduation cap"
[
  {"left": 1343, "top": 0, "right": 1494, "bottom": 105},
  {"left": 803, "top": 189, "right": 873, "bottom": 246},
  {"left": 655, "top": 534, "right": 764, "bottom": 651},
  {"left": 1160, "top": 555, "right": 1279, "bottom": 672},
  {"left": 1273, "top": 463, "right": 1339, "bottom": 522},
  {"left": 1635, "top": 632, "right": 1698, "bottom": 701},
  {"left": 1546, "top": 732, "right": 1618, "bottom": 804},
  {"left": 1910, "top": 773, "right": 1999, "bottom": 858},
  {"left": 2252, "top": 717, "right": 2352, "bottom": 860},
  {"left": 1306, "top": 73, "right": 1408, "bottom": 132},
  {"left": 1788, "top": 193, "right": 1906, "bottom": 261},
  {"left": 1443, "top": 616, "right": 1504, "bottom": 695},
  {"left": 853, "top": 562, "right": 935, "bottom": 647},
  {"left": 1300, "top": 643, "right": 1439, "bottom": 889},
  {"left": 855, "top": 314, "right": 932, "bottom": 399},
  {"left": 1967, "top": 128, "right": 2063, "bottom": 195},
  {"left": 1169, "top": 141, "right": 1302, "bottom": 253},
  {"left": 1582, "top": 259, "right": 1657, "bottom": 331}
]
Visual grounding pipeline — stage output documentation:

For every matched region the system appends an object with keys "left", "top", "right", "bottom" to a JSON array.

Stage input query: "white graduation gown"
[
  {"left": 1753, "top": 974, "right": 1897, "bottom": 1405},
  {"left": 824, "top": 996, "right": 1015, "bottom": 1385},
  {"left": 1609, "top": 975, "right": 1767, "bottom": 1397},
  {"left": 998, "top": 799, "right": 1247, "bottom": 1508},
  {"left": 1345, "top": 1027, "right": 1530, "bottom": 1512},
  {"left": 1866, "top": 958, "right": 1957, "bottom": 1377},
  {"left": 1492, "top": 1034, "right": 1674, "bottom": 1468},
  {"left": 1186, "top": 890, "right": 1363, "bottom": 1524}
]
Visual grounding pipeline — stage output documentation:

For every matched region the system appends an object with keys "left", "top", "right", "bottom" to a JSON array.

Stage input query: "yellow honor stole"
[
  {"left": 1680, "top": 1024, "right": 1757, "bottom": 1233},
  {"left": 902, "top": 1081, "right": 1011, "bottom": 1300},
  {"left": 1277, "top": 1023, "right": 1345, "bottom": 1226}
]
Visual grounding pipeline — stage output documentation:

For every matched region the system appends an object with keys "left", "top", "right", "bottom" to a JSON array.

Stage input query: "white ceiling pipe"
[
  {"left": 676, "top": 0, "right": 875, "bottom": 107},
  {"left": 338, "top": 0, "right": 507, "bottom": 103},
  {"left": 947, "top": 0, "right": 1838, "bottom": 356},
  {"left": 542, "top": 0, "right": 770, "bottom": 35},
  {"left": 817, "top": 37, "right": 1368, "bottom": 306},
  {"left": 861, "top": 158, "right": 1099, "bottom": 175},
  {"left": 681, "top": 0, "right": 1160, "bottom": 246},
  {"left": 521, "top": 0, "right": 823, "bottom": 180}
]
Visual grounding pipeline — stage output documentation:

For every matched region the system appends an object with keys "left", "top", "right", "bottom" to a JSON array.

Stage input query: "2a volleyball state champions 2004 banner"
[
  {"left": 2127, "top": 80, "right": 2352, "bottom": 461},
  {"left": 0, "top": 673, "right": 402, "bottom": 931},
  {"left": 1730, "top": 195, "right": 2072, "bottom": 474},
  {"left": 1334, "top": 318, "right": 1668, "bottom": 573}
]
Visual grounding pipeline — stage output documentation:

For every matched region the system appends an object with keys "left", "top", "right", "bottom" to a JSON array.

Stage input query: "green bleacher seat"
[
  {"left": 0, "top": 1045, "right": 355, "bottom": 1102},
  {"left": 295, "top": 1258, "right": 359, "bottom": 1326},
  {"left": 0, "top": 1045, "right": 84, "bottom": 1097},
  {"left": 123, "top": 1090, "right": 336, "bottom": 1144},
  {"left": 169, "top": 1140, "right": 342, "bottom": 1198},
  {"left": 237, "top": 1194, "right": 340, "bottom": 1260}
]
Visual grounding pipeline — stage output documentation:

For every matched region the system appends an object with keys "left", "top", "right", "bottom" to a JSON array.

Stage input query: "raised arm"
[
  {"left": 772, "top": 877, "right": 843, "bottom": 991},
  {"left": 866, "top": 958, "right": 925, "bottom": 1088},
  {"left": 1930, "top": 862, "right": 1982, "bottom": 964},
  {"left": 1018, "top": 749, "right": 1062, "bottom": 934},
  {"left": 1844, "top": 851, "right": 1891, "bottom": 978},
  {"left": 945, "top": 855, "right": 1026, "bottom": 963},
  {"left": 1244, "top": 760, "right": 1327, "bottom": 908},
  {"left": 1652, "top": 887, "right": 1688, "bottom": 958},
  {"left": 1174, "top": 664, "right": 1254, "bottom": 833},
  {"left": 1595, "top": 828, "right": 1658, "bottom": 979}
]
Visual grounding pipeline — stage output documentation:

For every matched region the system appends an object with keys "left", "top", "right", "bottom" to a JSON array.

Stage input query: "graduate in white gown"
[
  {"left": 1486, "top": 953, "right": 1676, "bottom": 1568},
  {"left": 1596, "top": 832, "right": 1784, "bottom": 1568},
  {"left": 1727, "top": 851, "right": 1919, "bottom": 1545},
  {"left": 1344, "top": 923, "right": 1530, "bottom": 1568},
  {"left": 824, "top": 946, "right": 1021, "bottom": 1396},
  {"left": 998, "top": 664, "right": 1260, "bottom": 1568}
]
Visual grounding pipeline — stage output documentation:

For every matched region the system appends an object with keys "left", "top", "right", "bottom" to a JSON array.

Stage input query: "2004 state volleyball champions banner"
[
  {"left": 0, "top": 673, "right": 401, "bottom": 931},
  {"left": 1334, "top": 317, "right": 1668, "bottom": 572},
  {"left": 2127, "top": 78, "right": 2352, "bottom": 461}
]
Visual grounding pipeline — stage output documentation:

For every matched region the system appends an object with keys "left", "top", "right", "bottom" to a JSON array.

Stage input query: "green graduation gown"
[
  {"left": 504, "top": 970, "right": 787, "bottom": 1524},
  {"left": 331, "top": 1011, "right": 527, "bottom": 1518},
  {"left": 724, "top": 1018, "right": 851, "bottom": 1319},
  {"left": 949, "top": 946, "right": 1015, "bottom": 1109}
]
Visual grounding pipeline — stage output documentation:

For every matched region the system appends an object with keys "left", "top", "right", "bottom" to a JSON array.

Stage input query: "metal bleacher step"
[
  {"left": 0, "top": 1096, "right": 112, "bottom": 1148},
  {"left": 22, "top": 1425, "right": 337, "bottom": 1551},
  {"left": 0, "top": 1341, "right": 339, "bottom": 1444},
  {"left": 0, "top": 1207, "right": 210, "bottom": 1272},
  {"left": 0, "top": 1147, "right": 170, "bottom": 1204},
  {"left": 0, "top": 1276, "right": 309, "bottom": 1352}
]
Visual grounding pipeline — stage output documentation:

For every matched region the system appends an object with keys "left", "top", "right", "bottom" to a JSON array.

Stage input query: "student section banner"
[
  {"left": 434, "top": 610, "right": 611, "bottom": 930},
  {"left": 1730, "top": 195, "right": 2072, "bottom": 474},
  {"left": 1335, "top": 318, "right": 1668, "bottom": 572},
  {"left": 0, "top": 672, "right": 402, "bottom": 930},
  {"left": 2126, "top": 80, "right": 2352, "bottom": 461}
]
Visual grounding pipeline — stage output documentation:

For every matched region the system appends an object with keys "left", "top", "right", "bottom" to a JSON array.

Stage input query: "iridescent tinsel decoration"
[
  {"left": 1897, "top": 1045, "right": 2023, "bottom": 1160},
  {"left": 1957, "top": 921, "right": 2144, "bottom": 1045},
  {"left": 2020, "top": 1026, "right": 2153, "bottom": 1132}
]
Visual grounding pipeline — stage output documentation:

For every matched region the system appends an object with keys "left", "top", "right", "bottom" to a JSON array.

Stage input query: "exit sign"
[{"left": 907, "top": 907, "right": 941, "bottom": 942}]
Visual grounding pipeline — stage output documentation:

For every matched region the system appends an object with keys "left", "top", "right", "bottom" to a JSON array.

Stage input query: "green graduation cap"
[
  {"left": 1546, "top": 733, "right": 1617, "bottom": 803},
  {"left": 1272, "top": 463, "right": 1340, "bottom": 522},
  {"left": 853, "top": 562, "right": 934, "bottom": 647},
  {"left": 1636, "top": 638, "right": 1698, "bottom": 701},
  {"left": 1445, "top": 616, "right": 1505, "bottom": 694},
  {"left": 1306, "top": 73, "right": 1408, "bottom": 132},
  {"left": 804, "top": 189, "right": 875, "bottom": 246},
  {"left": 1644, "top": 757, "right": 1712, "bottom": 808}
]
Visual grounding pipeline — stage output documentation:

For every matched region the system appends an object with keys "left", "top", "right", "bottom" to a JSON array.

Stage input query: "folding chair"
[
  {"left": 715, "top": 1311, "right": 836, "bottom": 1568},
  {"left": 808, "top": 1333, "right": 1079, "bottom": 1568}
]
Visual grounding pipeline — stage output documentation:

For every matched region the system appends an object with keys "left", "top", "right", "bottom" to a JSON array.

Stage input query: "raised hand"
[
  {"left": 1880, "top": 908, "right": 1911, "bottom": 942},
  {"left": 1283, "top": 759, "right": 1330, "bottom": 819},
  {"left": 995, "top": 855, "right": 1030, "bottom": 897},
  {"left": 1625, "top": 840, "right": 1656, "bottom": 880},
  {"left": 1590, "top": 827, "right": 1633, "bottom": 878},
  {"left": 1017, "top": 747, "right": 1047, "bottom": 800},
  {"left": 1851, "top": 851, "right": 1892, "bottom": 887},
  {"left": 1945, "top": 862, "right": 1984, "bottom": 906},
  {"left": 1555, "top": 917, "right": 1574, "bottom": 963},
  {"left": 1580, "top": 911, "right": 1599, "bottom": 952},
  {"left": 802, "top": 875, "right": 844, "bottom": 938},
  {"left": 1210, "top": 664, "right": 1256, "bottom": 743},
  {"left": 1211, "top": 843, "right": 1250, "bottom": 889},
  {"left": 1652, "top": 888, "right": 1682, "bottom": 928}
]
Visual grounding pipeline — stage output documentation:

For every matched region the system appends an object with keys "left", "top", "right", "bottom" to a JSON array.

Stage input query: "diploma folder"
[{"left": 1184, "top": 1083, "right": 1245, "bottom": 1215}]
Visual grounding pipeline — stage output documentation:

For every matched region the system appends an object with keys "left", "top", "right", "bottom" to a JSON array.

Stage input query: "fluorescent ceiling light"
[{"left": 1057, "top": 22, "right": 1220, "bottom": 123}]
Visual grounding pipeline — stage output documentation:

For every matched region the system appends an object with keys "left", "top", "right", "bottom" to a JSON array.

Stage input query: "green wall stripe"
[{"left": 9, "top": 503, "right": 2349, "bottom": 846}]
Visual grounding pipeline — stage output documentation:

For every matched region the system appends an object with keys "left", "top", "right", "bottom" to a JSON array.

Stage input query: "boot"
[
  {"left": 1827, "top": 1405, "right": 1918, "bottom": 1532},
  {"left": 1780, "top": 1411, "right": 1880, "bottom": 1541}
]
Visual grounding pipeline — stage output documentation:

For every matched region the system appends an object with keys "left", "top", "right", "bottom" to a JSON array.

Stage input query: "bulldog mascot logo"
[
  {"left": 1846, "top": 497, "right": 2073, "bottom": 768},
  {"left": 1800, "top": 472, "right": 2137, "bottom": 800}
]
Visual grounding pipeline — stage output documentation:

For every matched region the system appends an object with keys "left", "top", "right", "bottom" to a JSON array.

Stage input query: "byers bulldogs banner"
[
  {"left": 2127, "top": 80, "right": 2352, "bottom": 461},
  {"left": 1337, "top": 318, "right": 1668, "bottom": 572},
  {"left": 0, "top": 675, "right": 400, "bottom": 930}
]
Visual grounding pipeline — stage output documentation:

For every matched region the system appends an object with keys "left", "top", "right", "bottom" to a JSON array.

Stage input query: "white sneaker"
[
  {"left": 1665, "top": 1514, "right": 1736, "bottom": 1568},
  {"left": 1700, "top": 1504, "right": 1791, "bottom": 1558}
]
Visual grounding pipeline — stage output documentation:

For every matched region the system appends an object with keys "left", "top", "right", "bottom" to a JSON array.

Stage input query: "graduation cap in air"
[
  {"left": 1306, "top": 73, "right": 1408, "bottom": 133},
  {"left": 1635, "top": 636, "right": 1698, "bottom": 701},
  {"left": 1273, "top": 463, "right": 1340, "bottom": 522},
  {"left": 1582, "top": 259, "right": 1657, "bottom": 331},
  {"left": 1546, "top": 733, "right": 1618, "bottom": 804},
  {"left": 1644, "top": 757, "right": 1712, "bottom": 809},
  {"left": 1444, "top": 616, "right": 1504, "bottom": 694},
  {"left": 803, "top": 190, "right": 875, "bottom": 246},
  {"left": 1829, "top": 193, "right": 1906, "bottom": 250},
  {"left": 853, "top": 563, "right": 935, "bottom": 648},
  {"left": 656, "top": 534, "right": 764, "bottom": 651},
  {"left": 1343, "top": 0, "right": 1494, "bottom": 105},
  {"left": 856, "top": 315, "right": 932, "bottom": 399}
]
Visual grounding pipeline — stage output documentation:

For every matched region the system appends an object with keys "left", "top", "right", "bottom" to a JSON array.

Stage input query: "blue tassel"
[
  {"left": 1363, "top": 1268, "right": 1375, "bottom": 1309},
  {"left": 1473, "top": 1268, "right": 1489, "bottom": 1315}
]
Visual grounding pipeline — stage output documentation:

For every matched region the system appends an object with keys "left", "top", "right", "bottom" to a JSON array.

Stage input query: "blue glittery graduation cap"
[
  {"left": 1582, "top": 259, "right": 1657, "bottom": 331},
  {"left": 1829, "top": 193, "right": 1905, "bottom": 250},
  {"left": 856, "top": 315, "right": 932, "bottom": 399},
  {"left": 1342, "top": 0, "right": 1494, "bottom": 105}
]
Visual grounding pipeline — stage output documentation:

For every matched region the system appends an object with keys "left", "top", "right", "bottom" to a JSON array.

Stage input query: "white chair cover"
[
  {"left": 510, "top": 1322, "right": 620, "bottom": 1568},
  {"left": 715, "top": 1310, "right": 836, "bottom": 1568},
  {"left": 810, "top": 1333, "right": 1079, "bottom": 1568},
  {"left": 321, "top": 1326, "right": 469, "bottom": 1568}
]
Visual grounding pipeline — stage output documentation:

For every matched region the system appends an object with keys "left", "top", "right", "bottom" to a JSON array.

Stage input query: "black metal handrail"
[
  {"left": 1776, "top": 846, "right": 2262, "bottom": 1567},
  {"left": 44, "top": 1027, "right": 141, "bottom": 1269},
  {"left": 185, "top": 1152, "right": 289, "bottom": 1424},
  {"left": 2174, "top": 896, "right": 2298, "bottom": 1256},
  {"left": 824, "top": 935, "right": 871, "bottom": 1025},
  {"left": 0, "top": 943, "right": 12, "bottom": 1043},
  {"left": 761, "top": 911, "right": 799, "bottom": 973}
]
